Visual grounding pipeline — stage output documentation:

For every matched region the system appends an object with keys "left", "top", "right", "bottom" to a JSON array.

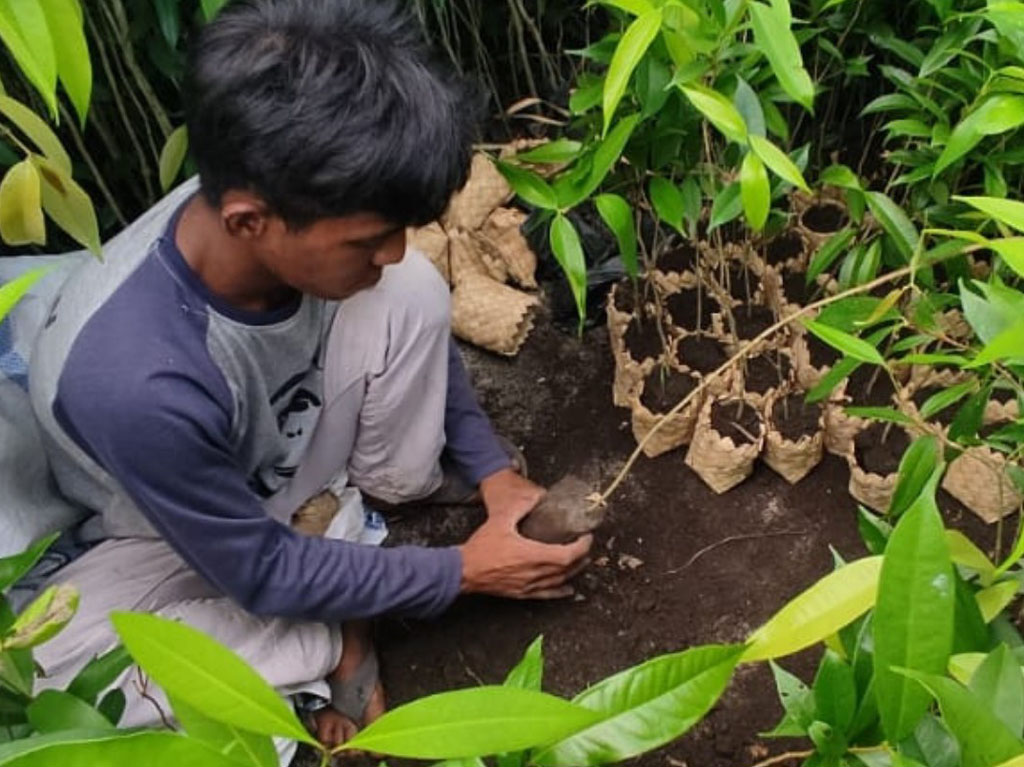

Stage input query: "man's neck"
[{"left": 175, "top": 196, "right": 298, "bottom": 313}]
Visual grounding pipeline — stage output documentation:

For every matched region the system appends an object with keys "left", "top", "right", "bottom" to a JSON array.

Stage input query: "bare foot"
[{"left": 312, "top": 621, "right": 387, "bottom": 749}]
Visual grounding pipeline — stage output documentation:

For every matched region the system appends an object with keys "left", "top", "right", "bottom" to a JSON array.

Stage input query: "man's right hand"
[{"left": 457, "top": 505, "right": 593, "bottom": 600}]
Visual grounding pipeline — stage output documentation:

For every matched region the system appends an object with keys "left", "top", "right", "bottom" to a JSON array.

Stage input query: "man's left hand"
[{"left": 479, "top": 468, "right": 545, "bottom": 524}]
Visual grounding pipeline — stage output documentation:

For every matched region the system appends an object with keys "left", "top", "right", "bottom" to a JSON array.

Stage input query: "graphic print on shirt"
[{"left": 249, "top": 353, "right": 325, "bottom": 498}]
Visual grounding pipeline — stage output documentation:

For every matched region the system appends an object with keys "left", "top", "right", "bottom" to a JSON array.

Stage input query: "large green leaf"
[
  {"left": 0, "top": 95, "right": 71, "bottom": 174},
  {"left": 900, "top": 670, "right": 1024, "bottom": 767},
  {"left": 743, "top": 556, "right": 883, "bottom": 662},
  {"left": 679, "top": 85, "right": 747, "bottom": 144},
  {"left": 749, "top": 135, "right": 809, "bottom": 192},
  {"left": 0, "top": 533, "right": 57, "bottom": 592},
  {"left": 873, "top": 474, "right": 954, "bottom": 743},
  {"left": 340, "top": 686, "right": 599, "bottom": 758},
  {"left": 988, "top": 238, "right": 1024, "bottom": 279},
  {"left": 602, "top": 9, "right": 661, "bottom": 135},
  {"left": 0, "top": 729, "right": 242, "bottom": 766},
  {"left": 31, "top": 154, "right": 100, "bottom": 255},
  {"left": 935, "top": 96, "right": 1024, "bottom": 176},
  {"left": 170, "top": 695, "right": 277, "bottom": 767},
  {"left": 504, "top": 636, "right": 544, "bottom": 691},
  {"left": 955, "top": 195, "right": 1024, "bottom": 233},
  {"left": 649, "top": 176, "right": 685, "bottom": 235},
  {"left": 25, "top": 690, "right": 112, "bottom": 734},
  {"left": 887, "top": 435, "right": 941, "bottom": 519},
  {"left": 595, "top": 194, "right": 638, "bottom": 279},
  {"left": 549, "top": 214, "right": 588, "bottom": 330},
  {"left": 740, "top": 151, "right": 769, "bottom": 232},
  {"left": 531, "top": 645, "right": 742, "bottom": 767},
  {"left": 748, "top": 1, "right": 814, "bottom": 111},
  {"left": 110, "top": 612, "right": 316, "bottom": 745},
  {"left": 0, "top": 0, "right": 57, "bottom": 117},
  {"left": 803, "top": 319, "right": 886, "bottom": 365},
  {"left": 38, "top": 0, "right": 90, "bottom": 126},
  {"left": 496, "top": 162, "right": 557, "bottom": 211},
  {"left": 969, "top": 645, "right": 1024, "bottom": 736},
  {"left": 866, "top": 191, "right": 919, "bottom": 262}
]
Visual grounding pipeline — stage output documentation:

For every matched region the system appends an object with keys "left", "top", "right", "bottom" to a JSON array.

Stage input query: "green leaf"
[
  {"left": 888, "top": 435, "right": 942, "bottom": 519},
  {"left": 31, "top": 154, "right": 100, "bottom": 255},
  {"left": 865, "top": 191, "right": 919, "bottom": 262},
  {"left": 873, "top": 473, "right": 954, "bottom": 743},
  {"left": 996, "top": 517, "right": 1024, "bottom": 578},
  {"left": 858, "top": 507, "right": 893, "bottom": 556},
  {"left": 989, "top": 238, "right": 1024, "bottom": 279},
  {"left": 764, "top": 661, "right": 815, "bottom": 736},
  {"left": 170, "top": 695, "right": 277, "bottom": 767},
  {"left": 594, "top": 193, "right": 637, "bottom": 279},
  {"left": 38, "top": 0, "right": 91, "bottom": 126},
  {"left": 3, "top": 584, "right": 78, "bottom": 650},
  {"left": 0, "top": 95, "right": 71, "bottom": 174},
  {"left": 66, "top": 645, "right": 132, "bottom": 705},
  {"left": 340, "top": 686, "right": 600, "bottom": 759},
  {"left": 843, "top": 406, "right": 915, "bottom": 426},
  {"left": 743, "top": 556, "right": 883, "bottom": 662},
  {"left": 748, "top": 1, "right": 815, "bottom": 112},
  {"left": 0, "top": 160, "right": 44, "bottom": 246},
  {"left": 969, "top": 645, "right": 1024, "bottom": 736},
  {"left": 531, "top": 645, "right": 742, "bottom": 767},
  {"left": 0, "top": 1, "right": 57, "bottom": 117},
  {"left": 955, "top": 195, "right": 1024, "bottom": 233},
  {"left": 0, "top": 533, "right": 57, "bottom": 591},
  {"left": 649, "top": 176, "right": 685, "bottom": 235},
  {"left": 97, "top": 688, "right": 125, "bottom": 725},
  {"left": 0, "top": 648, "right": 34, "bottom": 697},
  {"left": 806, "top": 228, "right": 856, "bottom": 284},
  {"left": 958, "top": 278, "right": 1024, "bottom": 344},
  {"left": 598, "top": 0, "right": 654, "bottom": 15},
  {"left": 733, "top": 76, "right": 766, "bottom": 138},
  {"left": 680, "top": 84, "right": 748, "bottom": 144},
  {"left": 549, "top": 214, "right": 588, "bottom": 331},
  {"left": 708, "top": 181, "right": 742, "bottom": 232},
  {"left": 0, "top": 729, "right": 242, "bottom": 766},
  {"left": 813, "top": 650, "right": 856, "bottom": 732},
  {"left": 26, "top": 690, "right": 113, "bottom": 733},
  {"left": 820, "top": 164, "right": 863, "bottom": 190},
  {"left": 200, "top": 0, "right": 227, "bottom": 22},
  {"left": 602, "top": 9, "right": 661, "bottom": 135},
  {"left": 496, "top": 161, "right": 557, "bottom": 210},
  {"left": 899, "top": 670, "right": 1024, "bottom": 767},
  {"left": 110, "top": 611, "right": 316, "bottom": 745},
  {"left": 152, "top": 0, "right": 180, "bottom": 47},
  {"left": 680, "top": 176, "right": 701, "bottom": 236},
  {"left": 936, "top": 96, "right": 1024, "bottom": 176},
  {"left": 920, "top": 382, "right": 975, "bottom": 420},
  {"left": 158, "top": 126, "right": 188, "bottom": 194},
  {"left": 945, "top": 530, "right": 995, "bottom": 586},
  {"left": 750, "top": 135, "right": 810, "bottom": 192},
  {"left": 803, "top": 319, "right": 885, "bottom": 365},
  {"left": 740, "top": 151, "right": 769, "bottom": 232},
  {"left": 970, "top": 319, "right": 1024, "bottom": 367},
  {"left": 559, "top": 114, "right": 641, "bottom": 208},
  {"left": 504, "top": 636, "right": 544, "bottom": 691},
  {"left": 514, "top": 140, "right": 583, "bottom": 165},
  {"left": 977, "top": 582, "right": 1019, "bottom": 623}
]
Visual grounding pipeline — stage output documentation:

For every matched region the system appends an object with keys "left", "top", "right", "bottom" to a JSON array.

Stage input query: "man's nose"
[{"left": 373, "top": 230, "right": 407, "bottom": 267}]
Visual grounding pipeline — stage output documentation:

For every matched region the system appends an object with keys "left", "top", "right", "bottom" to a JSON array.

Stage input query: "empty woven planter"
[{"left": 451, "top": 273, "right": 539, "bottom": 356}]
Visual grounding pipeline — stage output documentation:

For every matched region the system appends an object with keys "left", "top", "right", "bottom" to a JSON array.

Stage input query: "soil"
[
  {"left": 334, "top": 312, "right": 1005, "bottom": 767},
  {"left": 773, "top": 394, "right": 823, "bottom": 442},
  {"left": 744, "top": 352, "right": 791, "bottom": 395},
  {"left": 710, "top": 398, "right": 763, "bottom": 445},
  {"left": 782, "top": 271, "right": 817, "bottom": 308},
  {"left": 765, "top": 231, "right": 805, "bottom": 267},
  {"left": 992, "top": 386, "right": 1017, "bottom": 404},
  {"left": 734, "top": 304, "right": 778, "bottom": 341},
  {"left": 800, "top": 202, "right": 848, "bottom": 234},
  {"left": 660, "top": 243, "right": 699, "bottom": 274},
  {"left": 807, "top": 332, "right": 841, "bottom": 369},
  {"left": 677, "top": 333, "right": 728, "bottom": 375},
  {"left": 623, "top": 316, "right": 664, "bottom": 363},
  {"left": 912, "top": 386, "right": 957, "bottom": 427},
  {"left": 721, "top": 263, "right": 759, "bottom": 301},
  {"left": 854, "top": 422, "right": 911, "bottom": 476},
  {"left": 640, "top": 368, "right": 698, "bottom": 414},
  {"left": 847, "top": 365, "right": 897, "bottom": 407},
  {"left": 612, "top": 281, "right": 638, "bottom": 314},
  {"left": 665, "top": 287, "right": 717, "bottom": 331}
]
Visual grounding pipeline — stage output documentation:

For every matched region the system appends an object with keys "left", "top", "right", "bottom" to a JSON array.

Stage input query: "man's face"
[{"left": 257, "top": 211, "right": 407, "bottom": 301}]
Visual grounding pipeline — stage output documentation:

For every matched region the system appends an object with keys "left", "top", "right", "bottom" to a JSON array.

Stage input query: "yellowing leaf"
[
  {"left": 159, "top": 125, "right": 189, "bottom": 193},
  {"left": 0, "top": 159, "right": 45, "bottom": 245},
  {"left": 743, "top": 556, "right": 883, "bottom": 662},
  {"left": 945, "top": 529, "right": 996, "bottom": 586},
  {"left": 31, "top": 153, "right": 100, "bottom": 255},
  {"left": 977, "top": 581, "right": 1019, "bottom": 623},
  {"left": 3, "top": 583, "right": 78, "bottom": 650}
]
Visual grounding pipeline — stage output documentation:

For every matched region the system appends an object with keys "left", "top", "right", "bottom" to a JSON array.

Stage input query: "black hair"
[{"left": 184, "top": 0, "right": 480, "bottom": 228}]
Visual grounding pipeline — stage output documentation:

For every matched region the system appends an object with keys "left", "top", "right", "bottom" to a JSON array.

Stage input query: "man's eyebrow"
[{"left": 348, "top": 225, "right": 404, "bottom": 246}]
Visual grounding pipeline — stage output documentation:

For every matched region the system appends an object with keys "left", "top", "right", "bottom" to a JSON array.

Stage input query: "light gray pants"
[{"left": 34, "top": 250, "right": 453, "bottom": 761}]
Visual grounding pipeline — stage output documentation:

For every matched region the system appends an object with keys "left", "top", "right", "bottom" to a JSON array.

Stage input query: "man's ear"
[{"left": 220, "top": 191, "right": 273, "bottom": 240}]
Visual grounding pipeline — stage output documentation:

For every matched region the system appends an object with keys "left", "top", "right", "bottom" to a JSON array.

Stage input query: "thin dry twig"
[
  {"left": 133, "top": 667, "right": 175, "bottom": 731},
  {"left": 665, "top": 531, "right": 809, "bottom": 575}
]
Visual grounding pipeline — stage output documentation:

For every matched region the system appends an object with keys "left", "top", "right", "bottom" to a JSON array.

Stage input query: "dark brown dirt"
[
  {"left": 612, "top": 281, "right": 638, "bottom": 314},
  {"left": 710, "top": 399, "right": 763, "bottom": 446},
  {"left": 912, "top": 386, "right": 957, "bottom": 427},
  {"left": 624, "top": 316, "right": 664, "bottom": 363},
  {"left": 807, "top": 332, "right": 841, "bottom": 369},
  {"left": 854, "top": 422, "right": 910, "bottom": 476},
  {"left": 744, "top": 352, "right": 791, "bottom": 395},
  {"left": 847, "top": 365, "right": 897, "bottom": 407},
  {"left": 773, "top": 394, "right": 823, "bottom": 442},
  {"left": 720, "top": 264, "right": 759, "bottom": 302},
  {"left": 677, "top": 333, "right": 727, "bottom": 375},
  {"left": 783, "top": 271, "right": 820, "bottom": 308},
  {"left": 360, "top": 314, "right": 1002, "bottom": 767},
  {"left": 992, "top": 386, "right": 1016, "bottom": 404},
  {"left": 766, "top": 231, "right": 805, "bottom": 267},
  {"left": 665, "top": 287, "right": 717, "bottom": 331},
  {"left": 640, "top": 368, "right": 698, "bottom": 414},
  {"left": 801, "top": 203, "right": 848, "bottom": 234},
  {"left": 733, "top": 304, "right": 777, "bottom": 341},
  {"left": 660, "top": 243, "right": 699, "bottom": 274}
]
